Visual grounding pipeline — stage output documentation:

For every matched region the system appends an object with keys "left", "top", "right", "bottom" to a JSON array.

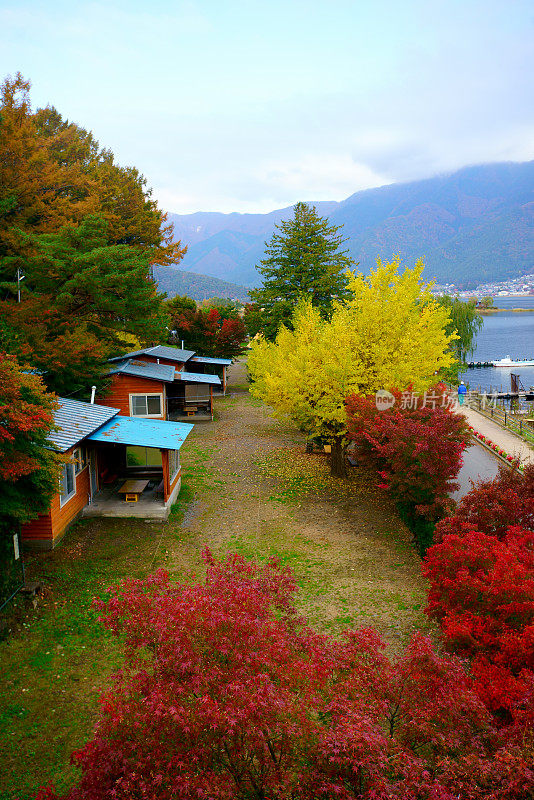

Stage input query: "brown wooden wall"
[
  {"left": 169, "top": 467, "right": 181, "bottom": 497},
  {"left": 21, "top": 453, "right": 91, "bottom": 548},
  {"left": 96, "top": 374, "right": 167, "bottom": 418}
]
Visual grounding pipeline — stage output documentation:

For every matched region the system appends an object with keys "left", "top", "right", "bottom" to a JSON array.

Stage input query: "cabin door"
[{"left": 89, "top": 450, "right": 98, "bottom": 500}]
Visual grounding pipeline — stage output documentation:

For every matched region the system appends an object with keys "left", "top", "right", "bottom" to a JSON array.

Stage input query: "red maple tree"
[
  {"left": 0, "top": 351, "right": 60, "bottom": 522},
  {"left": 346, "top": 386, "right": 468, "bottom": 553},
  {"left": 433, "top": 464, "right": 534, "bottom": 543}
]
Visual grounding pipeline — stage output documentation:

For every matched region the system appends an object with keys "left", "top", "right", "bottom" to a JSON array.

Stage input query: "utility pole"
[{"left": 16, "top": 268, "right": 25, "bottom": 303}]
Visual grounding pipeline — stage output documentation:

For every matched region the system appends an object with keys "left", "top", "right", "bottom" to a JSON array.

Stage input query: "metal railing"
[{"left": 467, "top": 392, "right": 534, "bottom": 446}]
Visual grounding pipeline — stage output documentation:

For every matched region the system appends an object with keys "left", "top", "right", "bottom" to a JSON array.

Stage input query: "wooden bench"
[{"left": 185, "top": 405, "right": 198, "bottom": 417}]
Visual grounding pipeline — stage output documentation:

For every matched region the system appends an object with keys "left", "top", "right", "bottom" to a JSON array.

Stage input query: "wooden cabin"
[
  {"left": 99, "top": 355, "right": 222, "bottom": 420},
  {"left": 107, "top": 346, "right": 232, "bottom": 395},
  {"left": 97, "top": 359, "right": 175, "bottom": 419},
  {"left": 108, "top": 344, "right": 196, "bottom": 371},
  {"left": 21, "top": 398, "right": 193, "bottom": 550}
]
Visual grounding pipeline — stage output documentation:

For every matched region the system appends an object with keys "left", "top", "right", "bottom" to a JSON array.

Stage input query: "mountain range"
[
  {"left": 153, "top": 264, "right": 250, "bottom": 302},
  {"left": 165, "top": 161, "right": 533, "bottom": 290}
]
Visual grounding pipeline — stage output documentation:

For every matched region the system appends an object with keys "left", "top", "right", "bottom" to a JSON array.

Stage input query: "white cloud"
[{"left": 254, "top": 154, "right": 391, "bottom": 201}]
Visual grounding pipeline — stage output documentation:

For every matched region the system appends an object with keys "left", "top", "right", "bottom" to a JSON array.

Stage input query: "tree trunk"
[{"left": 330, "top": 437, "right": 347, "bottom": 478}]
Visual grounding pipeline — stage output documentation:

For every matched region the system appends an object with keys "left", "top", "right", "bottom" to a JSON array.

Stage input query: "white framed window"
[
  {"left": 72, "top": 447, "right": 86, "bottom": 475},
  {"left": 129, "top": 393, "right": 163, "bottom": 417},
  {"left": 60, "top": 462, "right": 76, "bottom": 506},
  {"left": 168, "top": 449, "right": 180, "bottom": 483}
]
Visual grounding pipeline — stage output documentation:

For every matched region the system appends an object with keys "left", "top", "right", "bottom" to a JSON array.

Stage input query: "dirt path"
[{"left": 165, "top": 359, "right": 428, "bottom": 645}]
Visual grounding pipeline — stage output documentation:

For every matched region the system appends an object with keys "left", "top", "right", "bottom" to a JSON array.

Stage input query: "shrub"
[
  {"left": 34, "top": 551, "right": 534, "bottom": 799},
  {"left": 433, "top": 464, "right": 534, "bottom": 543},
  {"left": 346, "top": 386, "right": 469, "bottom": 553},
  {"left": 425, "top": 466, "right": 534, "bottom": 722}
]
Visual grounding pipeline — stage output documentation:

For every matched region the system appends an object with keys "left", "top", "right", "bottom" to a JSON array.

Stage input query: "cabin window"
[
  {"left": 129, "top": 393, "right": 163, "bottom": 417},
  {"left": 185, "top": 384, "right": 210, "bottom": 402},
  {"left": 60, "top": 462, "right": 76, "bottom": 506},
  {"left": 73, "top": 447, "right": 86, "bottom": 475},
  {"left": 126, "top": 446, "right": 162, "bottom": 467},
  {"left": 168, "top": 449, "right": 180, "bottom": 483}
]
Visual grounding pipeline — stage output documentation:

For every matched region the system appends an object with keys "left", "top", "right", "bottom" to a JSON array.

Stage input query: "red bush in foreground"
[
  {"left": 37, "top": 551, "right": 533, "bottom": 799},
  {"left": 425, "top": 467, "right": 534, "bottom": 723}
]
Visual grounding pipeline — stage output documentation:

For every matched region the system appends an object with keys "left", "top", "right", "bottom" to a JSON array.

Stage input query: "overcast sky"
[{"left": 2, "top": 0, "right": 533, "bottom": 214}]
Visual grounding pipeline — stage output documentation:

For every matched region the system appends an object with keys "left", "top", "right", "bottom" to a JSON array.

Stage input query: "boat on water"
[{"left": 492, "top": 356, "right": 534, "bottom": 367}]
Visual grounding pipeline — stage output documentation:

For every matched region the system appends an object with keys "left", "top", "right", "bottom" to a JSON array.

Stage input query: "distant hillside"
[
  {"left": 168, "top": 161, "right": 533, "bottom": 288},
  {"left": 153, "top": 264, "right": 249, "bottom": 302}
]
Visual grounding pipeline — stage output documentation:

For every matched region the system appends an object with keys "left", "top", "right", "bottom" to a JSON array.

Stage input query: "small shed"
[{"left": 167, "top": 371, "right": 221, "bottom": 418}]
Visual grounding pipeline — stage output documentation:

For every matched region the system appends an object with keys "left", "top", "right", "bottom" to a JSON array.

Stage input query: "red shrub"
[
  {"left": 424, "top": 524, "right": 534, "bottom": 720},
  {"left": 346, "top": 386, "right": 468, "bottom": 522},
  {"left": 34, "top": 551, "right": 534, "bottom": 799},
  {"left": 434, "top": 464, "right": 534, "bottom": 543}
]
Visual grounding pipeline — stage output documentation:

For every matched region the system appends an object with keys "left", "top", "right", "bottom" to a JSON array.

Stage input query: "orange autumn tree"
[
  {"left": 0, "top": 73, "right": 184, "bottom": 394},
  {"left": 0, "top": 353, "right": 60, "bottom": 523},
  {"left": 0, "top": 73, "right": 185, "bottom": 292},
  {"left": 33, "top": 104, "right": 185, "bottom": 265},
  {"left": 0, "top": 73, "right": 95, "bottom": 291}
]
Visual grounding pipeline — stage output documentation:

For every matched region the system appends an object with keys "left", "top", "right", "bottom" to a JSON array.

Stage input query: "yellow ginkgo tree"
[{"left": 248, "top": 256, "right": 457, "bottom": 477}]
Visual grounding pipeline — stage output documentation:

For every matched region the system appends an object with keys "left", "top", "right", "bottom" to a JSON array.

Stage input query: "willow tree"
[
  {"left": 435, "top": 295, "right": 482, "bottom": 364},
  {"left": 248, "top": 257, "right": 456, "bottom": 477}
]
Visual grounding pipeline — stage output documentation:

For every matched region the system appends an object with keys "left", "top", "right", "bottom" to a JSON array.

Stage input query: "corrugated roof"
[
  {"left": 49, "top": 399, "right": 120, "bottom": 453},
  {"left": 175, "top": 371, "right": 221, "bottom": 385},
  {"left": 109, "top": 359, "right": 176, "bottom": 383},
  {"left": 191, "top": 356, "right": 233, "bottom": 366},
  {"left": 87, "top": 416, "right": 193, "bottom": 450},
  {"left": 108, "top": 345, "right": 195, "bottom": 364}
]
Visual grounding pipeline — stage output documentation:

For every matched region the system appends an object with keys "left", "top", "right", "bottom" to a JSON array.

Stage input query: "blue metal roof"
[
  {"left": 87, "top": 416, "right": 193, "bottom": 450},
  {"left": 50, "top": 399, "right": 120, "bottom": 453},
  {"left": 191, "top": 356, "right": 232, "bottom": 366},
  {"left": 109, "top": 359, "right": 176, "bottom": 383},
  {"left": 109, "top": 345, "right": 195, "bottom": 364},
  {"left": 175, "top": 371, "right": 221, "bottom": 385}
]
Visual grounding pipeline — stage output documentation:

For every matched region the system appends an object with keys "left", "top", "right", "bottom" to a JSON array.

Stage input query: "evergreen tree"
[
  {"left": 249, "top": 202, "right": 354, "bottom": 340},
  {"left": 0, "top": 216, "right": 168, "bottom": 395}
]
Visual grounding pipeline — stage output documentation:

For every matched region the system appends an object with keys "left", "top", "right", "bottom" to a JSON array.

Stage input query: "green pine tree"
[{"left": 250, "top": 202, "right": 354, "bottom": 340}]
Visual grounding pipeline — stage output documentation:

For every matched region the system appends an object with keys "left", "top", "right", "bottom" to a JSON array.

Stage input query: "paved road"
[{"left": 462, "top": 405, "right": 534, "bottom": 466}]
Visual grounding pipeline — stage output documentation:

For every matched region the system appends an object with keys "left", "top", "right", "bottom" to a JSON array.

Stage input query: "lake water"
[
  {"left": 459, "top": 296, "right": 534, "bottom": 392},
  {"left": 453, "top": 297, "right": 534, "bottom": 495}
]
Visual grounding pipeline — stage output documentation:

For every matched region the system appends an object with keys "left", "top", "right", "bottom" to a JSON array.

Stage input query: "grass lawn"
[{"left": 0, "top": 362, "right": 428, "bottom": 799}]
